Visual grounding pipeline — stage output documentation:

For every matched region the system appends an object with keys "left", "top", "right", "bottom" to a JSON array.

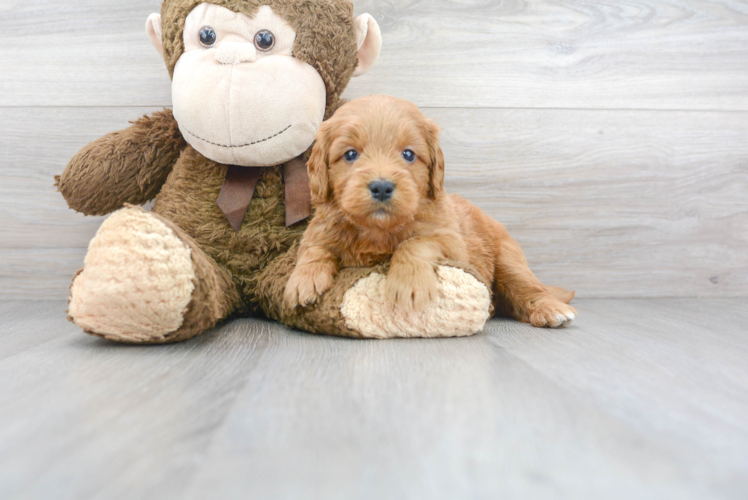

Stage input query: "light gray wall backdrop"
[{"left": 1, "top": 0, "right": 747, "bottom": 300}]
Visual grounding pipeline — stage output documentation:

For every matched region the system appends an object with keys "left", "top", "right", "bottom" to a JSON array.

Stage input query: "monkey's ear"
[
  {"left": 146, "top": 13, "right": 164, "bottom": 57},
  {"left": 425, "top": 120, "right": 446, "bottom": 200},
  {"left": 308, "top": 126, "right": 332, "bottom": 205},
  {"left": 352, "top": 14, "right": 382, "bottom": 77}
]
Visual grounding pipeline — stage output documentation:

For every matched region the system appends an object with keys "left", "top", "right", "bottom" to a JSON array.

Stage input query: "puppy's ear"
[
  {"left": 425, "top": 120, "right": 445, "bottom": 199},
  {"left": 308, "top": 124, "right": 332, "bottom": 205}
]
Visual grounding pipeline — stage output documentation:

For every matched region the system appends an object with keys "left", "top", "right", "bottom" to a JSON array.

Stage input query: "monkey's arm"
[{"left": 56, "top": 109, "right": 187, "bottom": 216}]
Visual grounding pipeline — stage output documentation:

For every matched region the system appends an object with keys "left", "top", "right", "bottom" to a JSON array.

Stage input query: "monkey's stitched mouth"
[{"left": 182, "top": 125, "right": 292, "bottom": 149}]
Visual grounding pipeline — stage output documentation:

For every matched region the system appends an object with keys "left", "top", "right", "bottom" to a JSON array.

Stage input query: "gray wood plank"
[
  {"left": 179, "top": 319, "right": 720, "bottom": 500},
  {"left": 0, "top": 310, "right": 272, "bottom": 500},
  {"left": 2, "top": 299, "right": 744, "bottom": 499},
  {"left": 1, "top": 0, "right": 168, "bottom": 108},
  {"left": 348, "top": 0, "right": 748, "bottom": 110},
  {"left": 2, "top": 107, "right": 746, "bottom": 299},
  {"left": 431, "top": 107, "right": 748, "bottom": 298},
  {"left": 487, "top": 298, "right": 748, "bottom": 497},
  {"left": 0, "top": 107, "right": 136, "bottom": 300},
  {"left": 2, "top": 0, "right": 747, "bottom": 109},
  {"left": 0, "top": 301, "right": 77, "bottom": 361}
]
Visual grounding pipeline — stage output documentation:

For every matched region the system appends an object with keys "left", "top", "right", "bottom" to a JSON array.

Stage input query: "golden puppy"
[{"left": 284, "top": 95, "right": 576, "bottom": 328}]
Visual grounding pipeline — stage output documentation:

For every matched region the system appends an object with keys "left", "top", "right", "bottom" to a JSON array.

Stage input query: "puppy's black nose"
[{"left": 369, "top": 180, "right": 395, "bottom": 202}]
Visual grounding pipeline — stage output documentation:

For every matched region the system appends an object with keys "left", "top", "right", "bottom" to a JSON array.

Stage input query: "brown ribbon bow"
[{"left": 216, "top": 155, "right": 312, "bottom": 232}]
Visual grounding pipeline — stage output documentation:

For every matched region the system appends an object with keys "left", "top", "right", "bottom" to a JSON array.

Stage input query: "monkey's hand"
[
  {"left": 56, "top": 109, "right": 186, "bottom": 216},
  {"left": 284, "top": 261, "right": 337, "bottom": 309},
  {"left": 385, "top": 259, "right": 439, "bottom": 312}
]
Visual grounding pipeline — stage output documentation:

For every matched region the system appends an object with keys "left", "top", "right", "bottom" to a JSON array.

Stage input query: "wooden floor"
[{"left": 1, "top": 299, "right": 746, "bottom": 499}]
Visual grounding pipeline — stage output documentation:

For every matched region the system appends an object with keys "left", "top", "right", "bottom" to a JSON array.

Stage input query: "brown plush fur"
[
  {"left": 57, "top": 0, "right": 389, "bottom": 342},
  {"left": 286, "top": 95, "right": 576, "bottom": 327},
  {"left": 152, "top": 147, "right": 306, "bottom": 314},
  {"left": 56, "top": 109, "right": 187, "bottom": 216}
]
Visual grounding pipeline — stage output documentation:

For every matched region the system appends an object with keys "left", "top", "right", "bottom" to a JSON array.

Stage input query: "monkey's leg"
[
  {"left": 490, "top": 222, "right": 576, "bottom": 329},
  {"left": 256, "top": 246, "right": 492, "bottom": 339},
  {"left": 68, "top": 206, "right": 240, "bottom": 344}
]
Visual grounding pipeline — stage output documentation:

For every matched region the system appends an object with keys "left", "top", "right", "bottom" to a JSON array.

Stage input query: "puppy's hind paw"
[{"left": 528, "top": 298, "right": 577, "bottom": 329}]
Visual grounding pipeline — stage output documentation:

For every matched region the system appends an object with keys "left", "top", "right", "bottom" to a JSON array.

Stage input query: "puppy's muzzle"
[{"left": 369, "top": 179, "right": 395, "bottom": 202}]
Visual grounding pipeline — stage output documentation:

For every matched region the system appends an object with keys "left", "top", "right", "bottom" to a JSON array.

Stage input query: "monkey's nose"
[
  {"left": 215, "top": 42, "right": 257, "bottom": 65},
  {"left": 369, "top": 180, "right": 395, "bottom": 202}
]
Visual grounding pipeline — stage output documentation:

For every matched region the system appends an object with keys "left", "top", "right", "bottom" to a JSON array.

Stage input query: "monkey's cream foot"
[
  {"left": 68, "top": 207, "right": 197, "bottom": 343},
  {"left": 340, "top": 266, "right": 491, "bottom": 339},
  {"left": 526, "top": 296, "right": 577, "bottom": 329}
]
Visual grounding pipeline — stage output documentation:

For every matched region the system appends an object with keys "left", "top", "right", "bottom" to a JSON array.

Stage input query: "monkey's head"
[{"left": 146, "top": 1, "right": 381, "bottom": 167}]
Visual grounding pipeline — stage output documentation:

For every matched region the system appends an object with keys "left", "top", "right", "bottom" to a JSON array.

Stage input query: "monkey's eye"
[
  {"left": 255, "top": 30, "right": 275, "bottom": 51},
  {"left": 199, "top": 26, "right": 217, "bottom": 47},
  {"left": 344, "top": 149, "right": 359, "bottom": 163},
  {"left": 402, "top": 149, "right": 416, "bottom": 163}
]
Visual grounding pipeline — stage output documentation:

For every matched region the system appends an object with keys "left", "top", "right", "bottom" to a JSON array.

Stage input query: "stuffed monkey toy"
[{"left": 56, "top": 0, "right": 492, "bottom": 343}]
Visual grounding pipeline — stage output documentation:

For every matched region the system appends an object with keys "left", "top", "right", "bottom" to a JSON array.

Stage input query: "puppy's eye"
[
  {"left": 255, "top": 30, "right": 275, "bottom": 51},
  {"left": 402, "top": 149, "right": 416, "bottom": 163},
  {"left": 344, "top": 149, "right": 359, "bottom": 162},
  {"left": 199, "top": 26, "right": 217, "bottom": 47}
]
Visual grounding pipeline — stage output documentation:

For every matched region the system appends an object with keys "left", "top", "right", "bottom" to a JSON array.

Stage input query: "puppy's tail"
[{"left": 546, "top": 286, "right": 576, "bottom": 304}]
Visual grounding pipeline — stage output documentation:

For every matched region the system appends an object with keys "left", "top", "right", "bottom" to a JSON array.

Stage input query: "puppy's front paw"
[
  {"left": 284, "top": 264, "right": 335, "bottom": 309},
  {"left": 528, "top": 296, "right": 577, "bottom": 328},
  {"left": 385, "top": 263, "right": 439, "bottom": 312}
]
